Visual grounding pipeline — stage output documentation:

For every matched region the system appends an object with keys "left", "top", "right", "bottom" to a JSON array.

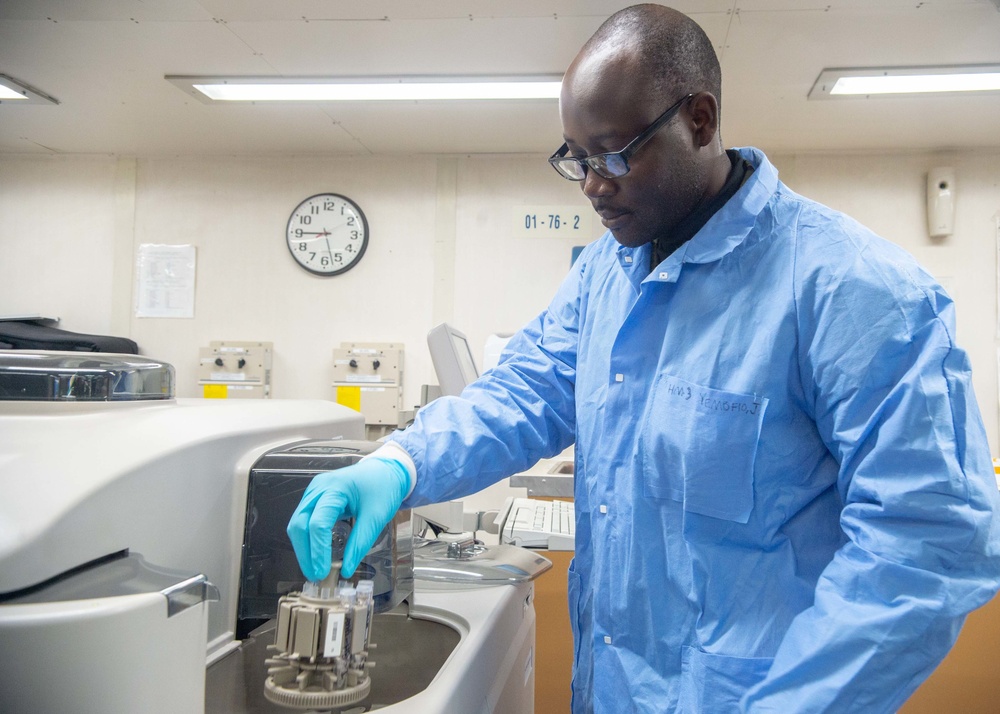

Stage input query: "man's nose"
[{"left": 582, "top": 169, "right": 617, "bottom": 199}]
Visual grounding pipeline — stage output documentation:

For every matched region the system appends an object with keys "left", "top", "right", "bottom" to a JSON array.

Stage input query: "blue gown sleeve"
[
  {"left": 387, "top": 246, "right": 587, "bottom": 509},
  {"left": 743, "top": 231, "right": 1000, "bottom": 712}
]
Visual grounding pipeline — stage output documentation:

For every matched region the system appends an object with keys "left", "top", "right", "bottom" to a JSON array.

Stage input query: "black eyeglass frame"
[{"left": 548, "top": 93, "right": 695, "bottom": 181}]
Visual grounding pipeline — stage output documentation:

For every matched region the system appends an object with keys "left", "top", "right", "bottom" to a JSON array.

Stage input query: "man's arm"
[
  {"left": 744, "top": 240, "right": 1000, "bottom": 712},
  {"left": 390, "top": 256, "right": 585, "bottom": 509}
]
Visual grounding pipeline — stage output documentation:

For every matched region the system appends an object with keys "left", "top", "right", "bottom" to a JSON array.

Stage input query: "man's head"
[{"left": 557, "top": 4, "right": 727, "bottom": 248}]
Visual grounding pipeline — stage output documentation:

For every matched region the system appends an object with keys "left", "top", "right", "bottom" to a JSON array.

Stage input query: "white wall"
[
  {"left": 2, "top": 149, "right": 998, "bottom": 458},
  {"left": 0, "top": 156, "right": 120, "bottom": 333},
  {"left": 0, "top": 153, "right": 598, "bottom": 413}
]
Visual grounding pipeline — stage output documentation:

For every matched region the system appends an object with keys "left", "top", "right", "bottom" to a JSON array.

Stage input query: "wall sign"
[{"left": 513, "top": 205, "right": 592, "bottom": 238}]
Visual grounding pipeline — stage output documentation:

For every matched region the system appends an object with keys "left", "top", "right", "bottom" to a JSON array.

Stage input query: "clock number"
[
  {"left": 299, "top": 242, "right": 307, "bottom": 251},
  {"left": 351, "top": 230, "right": 359, "bottom": 239},
  {"left": 334, "top": 253, "right": 343, "bottom": 263},
  {"left": 346, "top": 244, "right": 354, "bottom": 253},
  {"left": 309, "top": 252, "right": 316, "bottom": 261},
  {"left": 299, "top": 215, "right": 312, "bottom": 225},
  {"left": 347, "top": 216, "right": 355, "bottom": 226},
  {"left": 311, "top": 205, "right": 320, "bottom": 214},
  {"left": 324, "top": 201, "right": 335, "bottom": 211}
]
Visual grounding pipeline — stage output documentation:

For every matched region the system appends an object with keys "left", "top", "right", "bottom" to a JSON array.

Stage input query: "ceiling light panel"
[
  {"left": 809, "top": 65, "right": 1000, "bottom": 99},
  {"left": 168, "top": 76, "right": 563, "bottom": 103},
  {"left": 0, "top": 74, "right": 59, "bottom": 105}
]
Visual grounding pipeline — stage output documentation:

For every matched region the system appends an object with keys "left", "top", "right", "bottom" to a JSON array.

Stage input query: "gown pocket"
[
  {"left": 640, "top": 373, "right": 767, "bottom": 523},
  {"left": 678, "top": 646, "right": 774, "bottom": 713}
]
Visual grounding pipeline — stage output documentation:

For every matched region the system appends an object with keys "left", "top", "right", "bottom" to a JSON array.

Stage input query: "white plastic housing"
[{"left": 927, "top": 167, "right": 956, "bottom": 238}]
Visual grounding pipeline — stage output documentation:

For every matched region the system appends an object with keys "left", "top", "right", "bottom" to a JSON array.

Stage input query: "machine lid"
[
  {"left": 0, "top": 350, "right": 174, "bottom": 401},
  {"left": 413, "top": 540, "right": 552, "bottom": 585},
  {"left": 0, "top": 551, "right": 219, "bottom": 617}
]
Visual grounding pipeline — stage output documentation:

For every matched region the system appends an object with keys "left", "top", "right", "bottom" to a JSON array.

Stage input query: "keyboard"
[{"left": 496, "top": 497, "right": 575, "bottom": 550}]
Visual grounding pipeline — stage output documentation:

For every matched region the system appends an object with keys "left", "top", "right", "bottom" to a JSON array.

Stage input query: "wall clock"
[{"left": 286, "top": 193, "right": 369, "bottom": 276}]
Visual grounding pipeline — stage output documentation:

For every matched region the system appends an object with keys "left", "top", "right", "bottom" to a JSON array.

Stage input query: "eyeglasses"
[{"left": 548, "top": 93, "right": 694, "bottom": 181}]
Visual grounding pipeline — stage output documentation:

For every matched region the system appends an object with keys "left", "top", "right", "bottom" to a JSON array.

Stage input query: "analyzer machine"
[{"left": 0, "top": 351, "right": 549, "bottom": 713}]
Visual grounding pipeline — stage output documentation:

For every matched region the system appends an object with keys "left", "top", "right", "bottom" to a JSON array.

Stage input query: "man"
[{"left": 288, "top": 5, "right": 1000, "bottom": 712}]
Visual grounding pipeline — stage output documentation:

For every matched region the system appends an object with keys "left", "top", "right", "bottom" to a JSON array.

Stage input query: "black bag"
[{"left": 0, "top": 320, "right": 138, "bottom": 354}]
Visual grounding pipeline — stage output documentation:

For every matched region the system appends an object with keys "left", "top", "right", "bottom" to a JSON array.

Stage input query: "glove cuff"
[{"left": 363, "top": 442, "right": 416, "bottom": 498}]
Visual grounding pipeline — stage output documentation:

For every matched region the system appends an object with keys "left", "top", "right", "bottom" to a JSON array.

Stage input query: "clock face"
[{"left": 286, "top": 193, "right": 369, "bottom": 276}]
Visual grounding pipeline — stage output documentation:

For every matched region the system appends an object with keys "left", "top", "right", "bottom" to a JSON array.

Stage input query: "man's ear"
[{"left": 686, "top": 92, "right": 720, "bottom": 149}]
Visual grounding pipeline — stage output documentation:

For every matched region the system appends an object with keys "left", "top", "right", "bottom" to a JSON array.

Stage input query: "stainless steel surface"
[
  {"left": 163, "top": 575, "right": 220, "bottom": 618},
  {"left": 413, "top": 540, "right": 552, "bottom": 585},
  {"left": 206, "top": 606, "right": 461, "bottom": 713},
  {"left": 510, "top": 473, "right": 575, "bottom": 498},
  {"left": 440, "top": 533, "right": 479, "bottom": 559}
]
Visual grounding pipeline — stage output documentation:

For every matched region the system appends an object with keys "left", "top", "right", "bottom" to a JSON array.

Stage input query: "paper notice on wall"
[{"left": 135, "top": 244, "right": 196, "bottom": 318}]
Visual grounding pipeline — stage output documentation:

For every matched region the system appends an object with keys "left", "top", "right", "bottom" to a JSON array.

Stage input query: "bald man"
[{"left": 289, "top": 5, "right": 1000, "bottom": 712}]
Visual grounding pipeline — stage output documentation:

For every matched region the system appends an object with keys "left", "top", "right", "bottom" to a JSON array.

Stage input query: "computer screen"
[{"left": 427, "top": 323, "right": 479, "bottom": 397}]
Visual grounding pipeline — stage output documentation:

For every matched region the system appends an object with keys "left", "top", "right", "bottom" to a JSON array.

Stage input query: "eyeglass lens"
[{"left": 552, "top": 151, "right": 630, "bottom": 181}]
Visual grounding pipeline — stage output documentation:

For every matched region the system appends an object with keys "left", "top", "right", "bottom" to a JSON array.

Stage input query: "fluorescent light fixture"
[
  {"left": 167, "top": 75, "right": 562, "bottom": 103},
  {"left": 193, "top": 81, "right": 561, "bottom": 101},
  {"left": 809, "top": 65, "right": 1000, "bottom": 99},
  {"left": 0, "top": 74, "right": 59, "bottom": 105}
]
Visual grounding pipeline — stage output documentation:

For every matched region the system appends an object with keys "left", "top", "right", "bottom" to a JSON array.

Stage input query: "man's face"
[{"left": 559, "top": 61, "right": 707, "bottom": 249}]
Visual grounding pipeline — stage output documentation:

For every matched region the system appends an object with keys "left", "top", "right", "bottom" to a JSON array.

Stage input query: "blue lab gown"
[{"left": 390, "top": 147, "right": 1000, "bottom": 713}]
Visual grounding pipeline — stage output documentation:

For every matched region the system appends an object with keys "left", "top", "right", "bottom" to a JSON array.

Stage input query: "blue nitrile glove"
[{"left": 286, "top": 457, "right": 411, "bottom": 582}]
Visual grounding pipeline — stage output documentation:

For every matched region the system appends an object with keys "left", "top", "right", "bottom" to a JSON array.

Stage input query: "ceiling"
[{"left": 1, "top": 0, "right": 998, "bottom": 157}]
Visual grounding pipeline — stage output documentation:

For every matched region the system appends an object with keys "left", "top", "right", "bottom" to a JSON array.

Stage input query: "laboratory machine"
[{"left": 0, "top": 351, "right": 549, "bottom": 713}]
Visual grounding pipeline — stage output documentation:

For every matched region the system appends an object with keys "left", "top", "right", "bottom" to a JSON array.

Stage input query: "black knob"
[
  {"left": 214, "top": 358, "right": 224, "bottom": 367},
  {"left": 238, "top": 358, "right": 246, "bottom": 369},
  {"left": 372, "top": 359, "right": 381, "bottom": 370},
  {"left": 349, "top": 359, "right": 358, "bottom": 368}
]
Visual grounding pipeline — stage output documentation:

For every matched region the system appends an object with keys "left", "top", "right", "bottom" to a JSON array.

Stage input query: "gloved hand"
[{"left": 287, "top": 457, "right": 411, "bottom": 582}]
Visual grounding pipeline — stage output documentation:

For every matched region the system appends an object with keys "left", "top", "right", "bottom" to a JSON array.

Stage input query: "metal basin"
[{"left": 205, "top": 605, "right": 461, "bottom": 713}]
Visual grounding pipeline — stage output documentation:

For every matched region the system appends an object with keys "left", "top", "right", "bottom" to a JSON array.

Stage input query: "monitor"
[{"left": 427, "top": 323, "right": 479, "bottom": 397}]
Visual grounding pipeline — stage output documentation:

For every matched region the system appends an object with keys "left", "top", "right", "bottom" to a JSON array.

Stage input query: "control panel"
[{"left": 198, "top": 340, "right": 273, "bottom": 399}]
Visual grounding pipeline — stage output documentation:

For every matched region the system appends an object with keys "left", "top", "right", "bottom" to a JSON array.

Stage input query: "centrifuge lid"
[
  {"left": 413, "top": 540, "right": 552, "bottom": 585},
  {"left": 0, "top": 351, "right": 175, "bottom": 401}
]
